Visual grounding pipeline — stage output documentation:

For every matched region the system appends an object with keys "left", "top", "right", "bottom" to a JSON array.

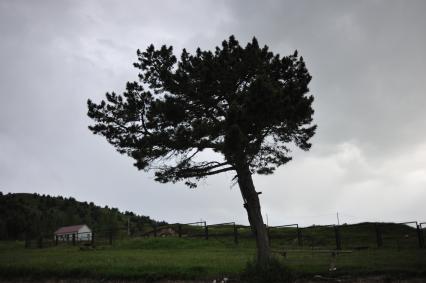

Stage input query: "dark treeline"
[{"left": 0, "top": 192, "right": 166, "bottom": 240}]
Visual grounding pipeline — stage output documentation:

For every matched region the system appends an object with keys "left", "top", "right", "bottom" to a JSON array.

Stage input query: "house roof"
[{"left": 55, "top": 224, "right": 86, "bottom": 234}]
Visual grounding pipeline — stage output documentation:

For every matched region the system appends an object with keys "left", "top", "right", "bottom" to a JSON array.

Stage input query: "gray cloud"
[{"left": 1, "top": 0, "right": 425, "bottom": 226}]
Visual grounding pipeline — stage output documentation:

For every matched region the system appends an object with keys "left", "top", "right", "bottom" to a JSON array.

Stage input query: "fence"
[
  {"left": 25, "top": 229, "right": 112, "bottom": 248},
  {"left": 25, "top": 220, "right": 426, "bottom": 250},
  {"left": 268, "top": 224, "right": 302, "bottom": 247},
  {"left": 206, "top": 222, "right": 239, "bottom": 244},
  {"left": 267, "top": 222, "right": 425, "bottom": 250}
]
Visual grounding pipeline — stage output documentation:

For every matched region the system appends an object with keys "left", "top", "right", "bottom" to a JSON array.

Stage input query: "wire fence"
[{"left": 25, "top": 220, "right": 426, "bottom": 250}]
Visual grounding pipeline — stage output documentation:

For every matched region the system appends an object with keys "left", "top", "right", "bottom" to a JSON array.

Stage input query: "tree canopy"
[
  {"left": 87, "top": 36, "right": 316, "bottom": 188},
  {"left": 88, "top": 35, "right": 316, "bottom": 264}
]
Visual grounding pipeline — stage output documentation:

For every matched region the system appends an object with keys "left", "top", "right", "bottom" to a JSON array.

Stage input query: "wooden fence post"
[
  {"left": 234, "top": 223, "right": 238, "bottom": 245},
  {"left": 55, "top": 235, "right": 58, "bottom": 246},
  {"left": 334, "top": 225, "right": 342, "bottom": 250},
  {"left": 178, "top": 224, "right": 182, "bottom": 238},
  {"left": 204, "top": 222, "right": 208, "bottom": 240},
  {"left": 91, "top": 232, "right": 95, "bottom": 247},
  {"left": 72, "top": 233, "right": 76, "bottom": 246},
  {"left": 375, "top": 223, "right": 383, "bottom": 248},
  {"left": 417, "top": 225, "right": 424, "bottom": 249},
  {"left": 297, "top": 227, "right": 303, "bottom": 247}
]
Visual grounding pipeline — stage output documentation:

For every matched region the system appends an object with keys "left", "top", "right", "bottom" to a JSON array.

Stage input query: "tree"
[{"left": 87, "top": 36, "right": 316, "bottom": 265}]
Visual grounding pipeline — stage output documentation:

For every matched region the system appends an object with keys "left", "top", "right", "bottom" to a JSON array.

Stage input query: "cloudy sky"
[{"left": 1, "top": 0, "right": 425, "bottom": 227}]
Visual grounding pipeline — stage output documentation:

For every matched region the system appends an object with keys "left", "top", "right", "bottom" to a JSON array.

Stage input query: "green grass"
[
  {"left": 1, "top": 236, "right": 426, "bottom": 281},
  {"left": 0, "top": 238, "right": 253, "bottom": 280}
]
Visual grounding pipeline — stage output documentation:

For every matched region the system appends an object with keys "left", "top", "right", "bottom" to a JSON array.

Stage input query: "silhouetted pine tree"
[{"left": 87, "top": 36, "right": 316, "bottom": 265}]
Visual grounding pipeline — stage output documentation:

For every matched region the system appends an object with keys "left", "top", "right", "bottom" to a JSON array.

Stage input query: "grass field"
[{"left": 1, "top": 236, "right": 426, "bottom": 281}]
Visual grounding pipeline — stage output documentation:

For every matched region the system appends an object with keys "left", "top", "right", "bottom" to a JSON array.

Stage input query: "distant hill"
[{"left": 0, "top": 192, "right": 166, "bottom": 240}]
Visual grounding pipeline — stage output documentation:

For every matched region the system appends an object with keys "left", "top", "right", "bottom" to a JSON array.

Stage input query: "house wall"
[
  {"left": 56, "top": 233, "right": 74, "bottom": 241},
  {"left": 55, "top": 226, "right": 92, "bottom": 241},
  {"left": 77, "top": 225, "right": 92, "bottom": 241}
]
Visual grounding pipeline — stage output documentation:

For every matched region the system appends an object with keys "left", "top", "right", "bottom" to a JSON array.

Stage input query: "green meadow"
[{"left": 1, "top": 235, "right": 426, "bottom": 281}]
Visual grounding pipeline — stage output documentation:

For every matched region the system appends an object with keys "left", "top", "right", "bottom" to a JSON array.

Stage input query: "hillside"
[{"left": 0, "top": 192, "right": 165, "bottom": 240}]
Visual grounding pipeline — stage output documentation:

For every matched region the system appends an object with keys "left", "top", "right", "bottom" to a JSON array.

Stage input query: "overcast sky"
[{"left": 1, "top": 0, "right": 425, "bottom": 227}]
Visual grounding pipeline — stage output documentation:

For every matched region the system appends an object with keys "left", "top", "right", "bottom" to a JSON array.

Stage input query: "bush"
[{"left": 241, "top": 257, "right": 294, "bottom": 283}]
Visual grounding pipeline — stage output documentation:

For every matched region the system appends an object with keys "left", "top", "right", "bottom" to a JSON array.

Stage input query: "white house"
[{"left": 54, "top": 224, "right": 92, "bottom": 241}]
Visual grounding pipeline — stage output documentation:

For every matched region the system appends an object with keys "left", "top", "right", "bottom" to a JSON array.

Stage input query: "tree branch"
[{"left": 176, "top": 166, "right": 234, "bottom": 178}]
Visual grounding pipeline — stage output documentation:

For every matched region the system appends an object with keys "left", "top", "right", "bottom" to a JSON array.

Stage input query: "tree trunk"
[{"left": 236, "top": 163, "right": 270, "bottom": 265}]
